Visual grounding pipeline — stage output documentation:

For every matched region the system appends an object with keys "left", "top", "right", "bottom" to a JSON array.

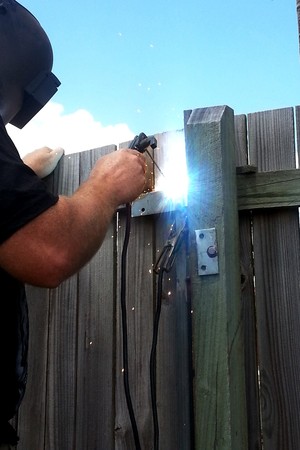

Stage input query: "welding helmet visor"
[{"left": 0, "top": 0, "right": 60, "bottom": 128}]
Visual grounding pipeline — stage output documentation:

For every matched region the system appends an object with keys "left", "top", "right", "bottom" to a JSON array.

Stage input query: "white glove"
[{"left": 22, "top": 146, "right": 65, "bottom": 178}]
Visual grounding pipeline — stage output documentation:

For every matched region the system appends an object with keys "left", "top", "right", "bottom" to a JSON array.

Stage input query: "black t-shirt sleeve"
[{"left": 0, "top": 118, "right": 59, "bottom": 244}]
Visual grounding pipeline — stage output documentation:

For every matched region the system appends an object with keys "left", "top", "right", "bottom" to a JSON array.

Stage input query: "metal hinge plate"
[{"left": 195, "top": 228, "right": 219, "bottom": 276}]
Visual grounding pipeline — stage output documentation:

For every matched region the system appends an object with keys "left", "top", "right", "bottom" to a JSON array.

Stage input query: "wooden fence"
[{"left": 15, "top": 105, "right": 300, "bottom": 449}]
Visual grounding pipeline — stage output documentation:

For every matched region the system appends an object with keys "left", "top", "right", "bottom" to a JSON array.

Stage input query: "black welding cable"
[
  {"left": 120, "top": 202, "right": 142, "bottom": 450},
  {"left": 150, "top": 265, "right": 166, "bottom": 450}
]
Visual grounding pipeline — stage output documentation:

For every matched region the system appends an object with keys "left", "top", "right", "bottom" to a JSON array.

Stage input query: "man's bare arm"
[{"left": 0, "top": 149, "right": 146, "bottom": 287}]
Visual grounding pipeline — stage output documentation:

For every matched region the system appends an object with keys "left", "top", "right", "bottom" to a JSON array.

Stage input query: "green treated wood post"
[{"left": 184, "top": 106, "right": 248, "bottom": 449}]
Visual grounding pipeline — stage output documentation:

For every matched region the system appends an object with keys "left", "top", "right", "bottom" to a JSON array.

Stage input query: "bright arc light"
[
  {"left": 156, "top": 132, "right": 189, "bottom": 205},
  {"left": 161, "top": 167, "right": 189, "bottom": 204}
]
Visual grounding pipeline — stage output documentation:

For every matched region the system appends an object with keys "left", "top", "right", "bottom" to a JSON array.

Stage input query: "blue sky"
[{"left": 8, "top": 0, "right": 300, "bottom": 155}]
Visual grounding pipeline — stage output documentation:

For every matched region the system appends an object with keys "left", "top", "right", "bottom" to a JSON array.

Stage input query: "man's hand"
[
  {"left": 90, "top": 149, "right": 147, "bottom": 207},
  {"left": 22, "top": 146, "right": 64, "bottom": 178}
]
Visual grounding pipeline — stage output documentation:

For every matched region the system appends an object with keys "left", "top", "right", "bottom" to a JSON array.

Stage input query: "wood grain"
[
  {"left": 248, "top": 107, "right": 300, "bottom": 450},
  {"left": 185, "top": 106, "right": 248, "bottom": 449}
]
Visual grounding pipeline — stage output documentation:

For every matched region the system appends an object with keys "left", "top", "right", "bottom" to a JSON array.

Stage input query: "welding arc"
[{"left": 120, "top": 202, "right": 142, "bottom": 450}]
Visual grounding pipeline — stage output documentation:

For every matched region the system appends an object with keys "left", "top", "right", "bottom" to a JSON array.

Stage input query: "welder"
[{"left": 0, "top": 1, "right": 146, "bottom": 448}]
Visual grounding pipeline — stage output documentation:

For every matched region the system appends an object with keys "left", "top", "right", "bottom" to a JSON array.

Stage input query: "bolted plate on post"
[{"left": 195, "top": 228, "right": 219, "bottom": 276}]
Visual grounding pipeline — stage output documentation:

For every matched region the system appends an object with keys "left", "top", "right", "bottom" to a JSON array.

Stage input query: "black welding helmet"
[{"left": 0, "top": 0, "right": 60, "bottom": 128}]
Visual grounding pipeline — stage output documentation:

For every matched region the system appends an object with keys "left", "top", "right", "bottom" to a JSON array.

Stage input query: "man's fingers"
[{"left": 50, "top": 147, "right": 65, "bottom": 163}]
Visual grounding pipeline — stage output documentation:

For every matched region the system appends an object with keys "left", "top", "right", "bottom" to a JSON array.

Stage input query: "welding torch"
[
  {"left": 129, "top": 132, "right": 166, "bottom": 179},
  {"left": 129, "top": 132, "right": 157, "bottom": 153}
]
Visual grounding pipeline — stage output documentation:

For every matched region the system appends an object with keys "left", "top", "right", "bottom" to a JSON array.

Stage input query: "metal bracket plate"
[
  {"left": 195, "top": 228, "right": 219, "bottom": 276},
  {"left": 131, "top": 191, "right": 187, "bottom": 217}
]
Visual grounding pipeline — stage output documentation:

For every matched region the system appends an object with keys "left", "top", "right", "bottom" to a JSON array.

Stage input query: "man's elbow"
[{"left": 25, "top": 248, "right": 79, "bottom": 289}]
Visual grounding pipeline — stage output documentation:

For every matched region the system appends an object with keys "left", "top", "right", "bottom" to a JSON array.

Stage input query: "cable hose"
[
  {"left": 150, "top": 266, "right": 165, "bottom": 450},
  {"left": 121, "top": 202, "right": 166, "bottom": 450},
  {"left": 120, "top": 202, "right": 142, "bottom": 450}
]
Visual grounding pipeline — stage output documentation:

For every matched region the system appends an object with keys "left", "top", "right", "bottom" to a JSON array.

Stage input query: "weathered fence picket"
[
  {"left": 248, "top": 108, "right": 300, "bottom": 449},
  {"left": 234, "top": 114, "right": 261, "bottom": 450}
]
